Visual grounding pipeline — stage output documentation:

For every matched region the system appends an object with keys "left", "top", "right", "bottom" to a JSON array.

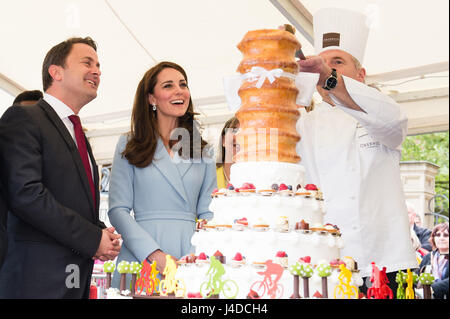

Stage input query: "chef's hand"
[
  {"left": 297, "top": 56, "right": 332, "bottom": 87},
  {"left": 297, "top": 56, "right": 335, "bottom": 106}
]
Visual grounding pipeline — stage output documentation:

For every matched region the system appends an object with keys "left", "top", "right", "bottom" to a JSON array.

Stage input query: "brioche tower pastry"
[{"left": 235, "top": 29, "right": 301, "bottom": 164}]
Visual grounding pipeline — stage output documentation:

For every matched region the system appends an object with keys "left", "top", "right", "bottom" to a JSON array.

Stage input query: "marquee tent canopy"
[{"left": 1, "top": 0, "right": 448, "bottom": 163}]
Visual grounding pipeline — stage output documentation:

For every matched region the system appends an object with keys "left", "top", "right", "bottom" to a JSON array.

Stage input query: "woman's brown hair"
[
  {"left": 216, "top": 116, "right": 239, "bottom": 168},
  {"left": 429, "top": 222, "right": 449, "bottom": 251},
  {"left": 122, "top": 61, "right": 208, "bottom": 168}
]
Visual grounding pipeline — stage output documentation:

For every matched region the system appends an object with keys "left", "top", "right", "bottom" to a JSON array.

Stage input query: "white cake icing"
[
  {"left": 208, "top": 194, "right": 325, "bottom": 229},
  {"left": 191, "top": 229, "right": 343, "bottom": 266},
  {"left": 230, "top": 161, "right": 305, "bottom": 189}
]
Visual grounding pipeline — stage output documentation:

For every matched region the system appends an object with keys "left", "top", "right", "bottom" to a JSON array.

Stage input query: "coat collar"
[{"left": 152, "top": 138, "right": 192, "bottom": 204}]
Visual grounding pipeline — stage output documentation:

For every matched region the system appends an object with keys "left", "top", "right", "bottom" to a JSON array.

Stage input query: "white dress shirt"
[{"left": 43, "top": 93, "right": 94, "bottom": 178}]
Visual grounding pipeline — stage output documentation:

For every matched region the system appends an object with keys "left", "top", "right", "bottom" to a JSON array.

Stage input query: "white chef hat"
[{"left": 314, "top": 7, "right": 370, "bottom": 64}]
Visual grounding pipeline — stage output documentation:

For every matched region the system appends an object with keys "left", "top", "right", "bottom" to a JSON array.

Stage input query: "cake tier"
[
  {"left": 237, "top": 29, "right": 300, "bottom": 74},
  {"left": 209, "top": 194, "right": 325, "bottom": 228},
  {"left": 177, "top": 263, "right": 363, "bottom": 299},
  {"left": 191, "top": 228, "right": 342, "bottom": 267},
  {"left": 236, "top": 79, "right": 300, "bottom": 163},
  {"left": 230, "top": 161, "right": 305, "bottom": 190}
]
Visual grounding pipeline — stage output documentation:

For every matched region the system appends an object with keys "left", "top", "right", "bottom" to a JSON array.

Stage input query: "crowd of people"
[{"left": 0, "top": 7, "right": 447, "bottom": 299}]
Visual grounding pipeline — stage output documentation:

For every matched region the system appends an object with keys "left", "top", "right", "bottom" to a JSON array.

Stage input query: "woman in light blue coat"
[{"left": 108, "top": 62, "right": 216, "bottom": 289}]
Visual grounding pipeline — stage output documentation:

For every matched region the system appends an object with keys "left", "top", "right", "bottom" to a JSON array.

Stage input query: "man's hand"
[
  {"left": 297, "top": 56, "right": 332, "bottom": 87},
  {"left": 94, "top": 227, "right": 121, "bottom": 261}
]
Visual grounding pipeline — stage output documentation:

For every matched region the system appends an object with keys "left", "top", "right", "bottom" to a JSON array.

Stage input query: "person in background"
[
  {"left": 295, "top": 8, "right": 417, "bottom": 296},
  {"left": 418, "top": 222, "right": 449, "bottom": 299},
  {"left": 216, "top": 116, "right": 239, "bottom": 189},
  {"left": 107, "top": 61, "right": 216, "bottom": 289},
  {"left": 12, "top": 90, "right": 43, "bottom": 106},
  {"left": 0, "top": 37, "right": 121, "bottom": 298},
  {"left": 1, "top": 89, "right": 45, "bottom": 265},
  {"left": 414, "top": 213, "right": 424, "bottom": 228},
  {"left": 406, "top": 201, "right": 432, "bottom": 252}
]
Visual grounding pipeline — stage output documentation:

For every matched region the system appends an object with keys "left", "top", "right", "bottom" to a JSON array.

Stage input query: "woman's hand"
[{"left": 147, "top": 249, "right": 178, "bottom": 274}]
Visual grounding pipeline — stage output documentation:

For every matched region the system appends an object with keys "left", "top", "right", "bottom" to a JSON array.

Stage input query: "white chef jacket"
[{"left": 297, "top": 76, "right": 417, "bottom": 277}]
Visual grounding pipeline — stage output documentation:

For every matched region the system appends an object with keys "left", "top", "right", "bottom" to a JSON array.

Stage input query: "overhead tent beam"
[
  {"left": 0, "top": 72, "right": 26, "bottom": 97},
  {"left": 366, "top": 62, "right": 449, "bottom": 84},
  {"left": 269, "top": 0, "right": 314, "bottom": 45},
  {"left": 391, "top": 87, "right": 448, "bottom": 103}
]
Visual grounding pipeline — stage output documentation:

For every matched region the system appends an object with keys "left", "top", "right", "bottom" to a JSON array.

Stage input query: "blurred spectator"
[
  {"left": 12, "top": 90, "right": 43, "bottom": 106},
  {"left": 406, "top": 201, "right": 432, "bottom": 253},
  {"left": 414, "top": 213, "right": 423, "bottom": 228},
  {"left": 216, "top": 116, "right": 239, "bottom": 189},
  {"left": 418, "top": 222, "right": 449, "bottom": 299}
]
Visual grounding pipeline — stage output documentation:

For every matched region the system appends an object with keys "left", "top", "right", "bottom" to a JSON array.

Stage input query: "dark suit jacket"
[
  {"left": 0, "top": 99, "right": 104, "bottom": 298},
  {"left": 414, "top": 224, "right": 432, "bottom": 252}
]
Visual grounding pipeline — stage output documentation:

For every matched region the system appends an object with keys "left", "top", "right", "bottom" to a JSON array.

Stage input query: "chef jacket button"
[{"left": 349, "top": 195, "right": 356, "bottom": 200}]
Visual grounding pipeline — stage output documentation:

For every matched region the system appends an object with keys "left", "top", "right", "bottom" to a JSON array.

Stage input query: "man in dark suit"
[
  {"left": 0, "top": 90, "right": 44, "bottom": 265},
  {"left": 0, "top": 37, "right": 121, "bottom": 298},
  {"left": 12, "top": 90, "right": 44, "bottom": 106}
]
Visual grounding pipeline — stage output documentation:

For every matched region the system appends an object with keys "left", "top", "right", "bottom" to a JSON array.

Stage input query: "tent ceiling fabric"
[{"left": 0, "top": 0, "right": 448, "bottom": 140}]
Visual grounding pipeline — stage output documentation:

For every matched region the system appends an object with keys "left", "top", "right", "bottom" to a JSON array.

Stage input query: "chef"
[{"left": 296, "top": 7, "right": 417, "bottom": 294}]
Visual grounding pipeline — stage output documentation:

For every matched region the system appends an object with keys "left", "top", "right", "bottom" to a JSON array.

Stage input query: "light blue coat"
[{"left": 108, "top": 134, "right": 216, "bottom": 288}]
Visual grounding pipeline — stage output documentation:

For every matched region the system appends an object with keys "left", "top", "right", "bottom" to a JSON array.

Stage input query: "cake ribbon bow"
[
  {"left": 243, "top": 66, "right": 285, "bottom": 88},
  {"left": 223, "top": 67, "right": 319, "bottom": 111}
]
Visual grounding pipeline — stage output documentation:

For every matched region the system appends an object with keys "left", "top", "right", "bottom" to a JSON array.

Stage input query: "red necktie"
[{"left": 69, "top": 115, "right": 96, "bottom": 208}]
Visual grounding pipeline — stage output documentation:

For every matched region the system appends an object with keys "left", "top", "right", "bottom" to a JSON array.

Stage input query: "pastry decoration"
[
  {"left": 250, "top": 259, "right": 284, "bottom": 299},
  {"left": 135, "top": 259, "right": 160, "bottom": 296},
  {"left": 299, "top": 263, "right": 314, "bottom": 298},
  {"left": 117, "top": 261, "right": 130, "bottom": 293},
  {"left": 419, "top": 272, "right": 435, "bottom": 299},
  {"left": 404, "top": 268, "right": 415, "bottom": 300},
  {"left": 231, "top": 252, "right": 246, "bottom": 267},
  {"left": 289, "top": 261, "right": 302, "bottom": 299},
  {"left": 366, "top": 262, "right": 392, "bottom": 299},
  {"left": 276, "top": 216, "right": 289, "bottom": 232},
  {"left": 316, "top": 262, "right": 332, "bottom": 299},
  {"left": 334, "top": 264, "right": 359, "bottom": 299},
  {"left": 103, "top": 261, "right": 115, "bottom": 289},
  {"left": 200, "top": 256, "right": 239, "bottom": 299},
  {"left": 159, "top": 255, "right": 186, "bottom": 297}
]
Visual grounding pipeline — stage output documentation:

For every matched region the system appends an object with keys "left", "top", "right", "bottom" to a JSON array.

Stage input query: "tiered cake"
[{"left": 183, "top": 28, "right": 362, "bottom": 299}]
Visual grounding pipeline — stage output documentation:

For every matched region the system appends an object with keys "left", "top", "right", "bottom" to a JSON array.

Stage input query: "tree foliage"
[{"left": 401, "top": 131, "right": 449, "bottom": 219}]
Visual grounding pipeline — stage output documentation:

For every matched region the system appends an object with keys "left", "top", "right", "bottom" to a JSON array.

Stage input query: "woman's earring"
[{"left": 152, "top": 104, "right": 157, "bottom": 111}]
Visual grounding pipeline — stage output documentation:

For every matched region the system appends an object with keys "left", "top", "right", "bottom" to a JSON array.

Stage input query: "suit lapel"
[
  {"left": 85, "top": 138, "right": 100, "bottom": 216},
  {"left": 152, "top": 139, "right": 189, "bottom": 204},
  {"left": 38, "top": 100, "right": 97, "bottom": 219}
]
